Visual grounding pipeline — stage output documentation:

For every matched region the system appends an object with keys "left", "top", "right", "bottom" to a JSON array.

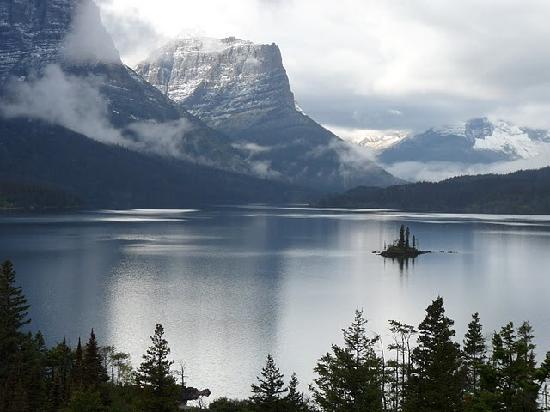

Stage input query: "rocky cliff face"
[
  {"left": 137, "top": 37, "right": 296, "bottom": 133},
  {"left": 136, "top": 37, "right": 400, "bottom": 190}
]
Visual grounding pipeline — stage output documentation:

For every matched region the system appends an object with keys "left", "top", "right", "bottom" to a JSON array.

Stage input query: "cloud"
[
  {"left": 0, "top": 65, "right": 122, "bottom": 144},
  {"left": 231, "top": 142, "right": 273, "bottom": 155},
  {"left": 97, "top": 0, "right": 550, "bottom": 133},
  {"left": 0, "top": 65, "right": 195, "bottom": 162},
  {"left": 385, "top": 146, "right": 550, "bottom": 182},
  {"left": 126, "top": 118, "right": 193, "bottom": 158},
  {"left": 63, "top": 0, "right": 121, "bottom": 64}
]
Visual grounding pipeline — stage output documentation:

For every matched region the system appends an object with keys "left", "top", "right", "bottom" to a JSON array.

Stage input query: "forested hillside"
[{"left": 317, "top": 167, "right": 550, "bottom": 214}]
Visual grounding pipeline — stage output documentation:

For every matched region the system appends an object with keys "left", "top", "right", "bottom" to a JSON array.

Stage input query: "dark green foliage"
[
  {"left": 135, "top": 323, "right": 178, "bottom": 412},
  {"left": 63, "top": 390, "right": 105, "bottom": 412},
  {"left": 0, "top": 260, "right": 30, "bottom": 360},
  {"left": 250, "top": 354, "right": 287, "bottom": 411},
  {"left": 0, "top": 180, "right": 80, "bottom": 210},
  {"left": 0, "top": 260, "right": 34, "bottom": 411},
  {"left": 83, "top": 329, "right": 108, "bottom": 389},
  {"left": 208, "top": 397, "right": 254, "bottom": 411},
  {"left": 318, "top": 166, "right": 550, "bottom": 214},
  {"left": 311, "top": 310, "right": 384, "bottom": 411},
  {"left": 463, "top": 313, "right": 486, "bottom": 398},
  {"left": 285, "top": 373, "right": 310, "bottom": 412},
  {"left": 403, "top": 297, "right": 464, "bottom": 412},
  {"left": 481, "top": 322, "right": 542, "bottom": 411}
]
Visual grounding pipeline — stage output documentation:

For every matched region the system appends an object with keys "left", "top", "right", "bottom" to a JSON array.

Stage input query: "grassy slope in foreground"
[{"left": 316, "top": 167, "right": 550, "bottom": 214}]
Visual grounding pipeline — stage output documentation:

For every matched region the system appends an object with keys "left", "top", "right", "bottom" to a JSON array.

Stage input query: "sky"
[{"left": 97, "top": 0, "right": 550, "bottom": 134}]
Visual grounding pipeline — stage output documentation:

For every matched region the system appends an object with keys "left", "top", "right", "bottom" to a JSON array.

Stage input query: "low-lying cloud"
[
  {"left": 385, "top": 147, "right": 550, "bottom": 182},
  {"left": 1, "top": 65, "right": 122, "bottom": 144},
  {"left": 0, "top": 64, "right": 194, "bottom": 161}
]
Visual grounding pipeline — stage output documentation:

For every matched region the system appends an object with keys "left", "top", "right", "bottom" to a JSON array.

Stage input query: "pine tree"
[
  {"left": 463, "top": 313, "right": 486, "bottom": 396},
  {"left": 0, "top": 260, "right": 35, "bottom": 411},
  {"left": 136, "top": 323, "right": 178, "bottom": 412},
  {"left": 399, "top": 225, "right": 406, "bottom": 248},
  {"left": 72, "top": 337, "right": 84, "bottom": 390},
  {"left": 403, "top": 297, "right": 464, "bottom": 412},
  {"left": 284, "top": 372, "right": 308, "bottom": 411},
  {"left": 405, "top": 227, "right": 410, "bottom": 248},
  {"left": 250, "top": 354, "right": 287, "bottom": 411},
  {"left": 82, "top": 329, "right": 108, "bottom": 389},
  {"left": 0, "top": 260, "right": 30, "bottom": 367},
  {"left": 311, "top": 310, "right": 384, "bottom": 411},
  {"left": 490, "top": 322, "right": 540, "bottom": 410}
]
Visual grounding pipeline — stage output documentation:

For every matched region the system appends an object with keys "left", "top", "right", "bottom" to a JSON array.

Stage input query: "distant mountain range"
[
  {"left": 340, "top": 118, "right": 550, "bottom": 165},
  {"left": 317, "top": 167, "right": 550, "bottom": 214},
  {"left": 0, "top": 0, "right": 401, "bottom": 209}
]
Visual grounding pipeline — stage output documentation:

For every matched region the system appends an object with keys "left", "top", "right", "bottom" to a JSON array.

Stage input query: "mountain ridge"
[{"left": 136, "top": 36, "right": 402, "bottom": 190}]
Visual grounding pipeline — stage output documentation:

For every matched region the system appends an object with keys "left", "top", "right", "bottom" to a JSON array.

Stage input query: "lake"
[{"left": 1, "top": 206, "right": 550, "bottom": 400}]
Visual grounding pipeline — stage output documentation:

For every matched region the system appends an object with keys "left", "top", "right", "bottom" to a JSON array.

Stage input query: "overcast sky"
[{"left": 98, "top": 0, "right": 550, "bottom": 133}]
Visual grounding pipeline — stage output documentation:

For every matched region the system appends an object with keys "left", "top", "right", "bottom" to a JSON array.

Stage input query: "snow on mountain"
[
  {"left": 136, "top": 36, "right": 401, "bottom": 190},
  {"left": 136, "top": 36, "right": 297, "bottom": 132},
  {"left": 325, "top": 125, "right": 409, "bottom": 151},
  {"left": 379, "top": 117, "right": 550, "bottom": 164}
]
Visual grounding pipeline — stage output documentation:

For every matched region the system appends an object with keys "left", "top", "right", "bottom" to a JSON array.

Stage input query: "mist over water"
[{"left": 1, "top": 207, "right": 550, "bottom": 399}]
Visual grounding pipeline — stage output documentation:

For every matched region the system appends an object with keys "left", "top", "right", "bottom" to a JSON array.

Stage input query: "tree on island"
[{"left": 382, "top": 226, "right": 425, "bottom": 259}]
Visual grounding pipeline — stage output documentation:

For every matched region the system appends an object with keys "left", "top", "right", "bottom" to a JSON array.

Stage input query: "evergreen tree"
[
  {"left": 72, "top": 337, "right": 84, "bottom": 390},
  {"left": 284, "top": 372, "right": 309, "bottom": 411},
  {"left": 0, "top": 260, "right": 37, "bottom": 412},
  {"left": 463, "top": 313, "right": 486, "bottom": 397},
  {"left": 83, "top": 329, "right": 108, "bottom": 389},
  {"left": 0, "top": 260, "right": 30, "bottom": 368},
  {"left": 311, "top": 310, "right": 384, "bottom": 411},
  {"left": 399, "top": 225, "right": 406, "bottom": 248},
  {"left": 489, "top": 322, "right": 540, "bottom": 411},
  {"left": 250, "top": 354, "right": 287, "bottom": 411},
  {"left": 403, "top": 297, "right": 464, "bottom": 412},
  {"left": 136, "top": 323, "right": 178, "bottom": 412},
  {"left": 405, "top": 227, "right": 410, "bottom": 248}
]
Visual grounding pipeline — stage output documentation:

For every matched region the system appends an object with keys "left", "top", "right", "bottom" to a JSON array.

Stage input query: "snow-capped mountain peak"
[{"left": 379, "top": 117, "right": 550, "bottom": 164}]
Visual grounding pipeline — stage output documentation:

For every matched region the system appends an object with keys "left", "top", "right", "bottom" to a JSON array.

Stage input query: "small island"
[{"left": 380, "top": 225, "right": 430, "bottom": 259}]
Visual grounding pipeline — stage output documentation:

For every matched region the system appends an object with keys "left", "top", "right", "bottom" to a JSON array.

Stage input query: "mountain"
[
  {"left": 0, "top": 118, "right": 310, "bottom": 208},
  {"left": 135, "top": 37, "right": 400, "bottom": 191},
  {"left": 329, "top": 127, "right": 409, "bottom": 151},
  {"left": 317, "top": 167, "right": 550, "bottom": 214},
  {"left": 379, "top": 118, "right": 550, "bottom": 164},
  {"left": 0, "top": 0, "right": 252, "bottom": 174},
  {"left": 0, "top": 0, "right": 317, "bottom": 206}
]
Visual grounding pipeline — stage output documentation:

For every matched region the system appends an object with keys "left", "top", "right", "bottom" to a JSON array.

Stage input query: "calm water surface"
[{"left": 1, "top": 206, "right": 550, "bottom": 399}]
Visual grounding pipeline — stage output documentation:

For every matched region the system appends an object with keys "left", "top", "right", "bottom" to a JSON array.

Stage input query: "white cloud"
[
  {"left": 97, "top": 0, "right": 550, "bottom": 133},
  {"left": 0, "top": 65, "right": 194, "bottom": 161},
  {"left": 63, "top": 0, "right": 121, "bottom": 64},
  {"left": 0, "top": 65, "right": 122, "bottom": 144}
]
